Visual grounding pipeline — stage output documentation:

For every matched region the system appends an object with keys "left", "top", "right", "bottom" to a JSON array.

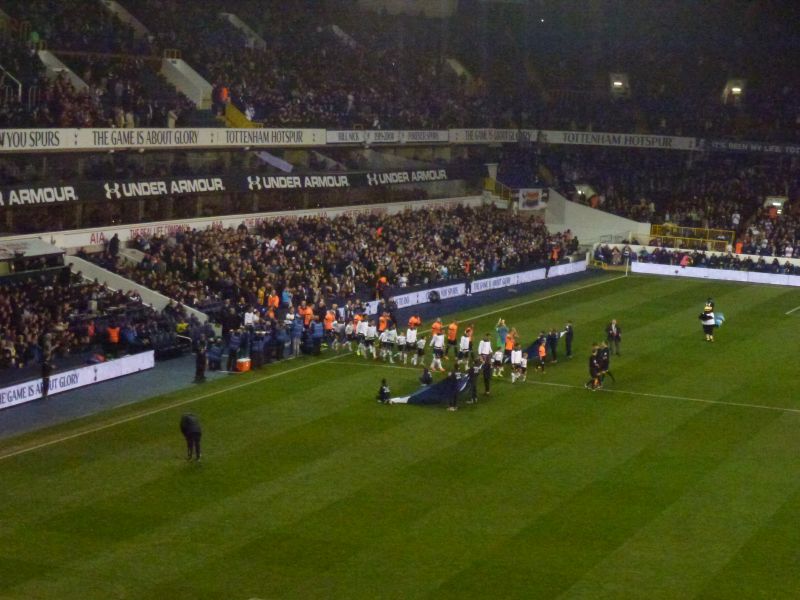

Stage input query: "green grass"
[{"left": 2, "top": 272, "right": 800, "bottom": 599}]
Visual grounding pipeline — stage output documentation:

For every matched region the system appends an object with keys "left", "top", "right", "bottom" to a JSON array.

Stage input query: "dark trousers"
[
  {"left": 227, "top": 350, "right": 238, "bottom": 372},
  {"left": 565, "top": 337, "right": 573, "bottom": 357},
  {"left": 184, "top": 432, "right": 201, "bottom": 459},
  {"left": 608, "top": 337, "right": 621, "bottom": 355},
  {"left": 483, "top": 373, "right": 491, "bottom": 394},
  {"left": 195, "top": 355, "right": 206, "bottom": 382}
]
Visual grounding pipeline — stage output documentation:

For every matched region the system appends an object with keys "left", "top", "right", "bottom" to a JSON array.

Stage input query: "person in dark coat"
[
  {"left": 467, "top": 361, "right": 479, "bottom": 404},
  {"left": 227, "top": 329, "right": 242, "bottom": 371},
  {"left": 109, "top": 233, "right": 120, "bottom": 258},
  {"left": 546, "top": 328, "right": 559, "bottom": 363},
  {"left": 447, "top": 367, "right": 459, "bottom": 411},
  {"left": 251, "top": 333, "right": 265, "bottom": 369},
  {"left": 180, "top": 413, "right": 202, "bottom": 460},
  {"left": 481, "top": 356, "right": 492, "bottom": 396},
  {"left": 207, "top": 339, "right": 223, "bottom": 370},
  {"left": 40, "top": 352, "right": 53, "bottom": 399},
  {"left": 563, "top": 320, "right": 574, "bottom": 358},
  {"left": 194, "top": 335, "right": 207, "bottom": 383}
]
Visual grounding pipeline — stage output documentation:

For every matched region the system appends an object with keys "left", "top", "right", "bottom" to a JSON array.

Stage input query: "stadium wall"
[
  {"left": 632, "top": 262, "right": 800, "bottom": 287},
  {"left": 545, "top": 189, "right": 651, "bottom": 244},
  {"left": 0, "top": 351, "right": 155, "bottom": 411},
  {"left": 4, "top": 195, "right": 484, "bottom": 250},
  {"left": 368, "top": 260, "right": 588, "bottom": 315}
]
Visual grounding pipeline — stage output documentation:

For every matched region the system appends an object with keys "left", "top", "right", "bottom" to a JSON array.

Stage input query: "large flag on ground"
[{"left": 389, "top": 373, "right": 472, "bottom": 405}]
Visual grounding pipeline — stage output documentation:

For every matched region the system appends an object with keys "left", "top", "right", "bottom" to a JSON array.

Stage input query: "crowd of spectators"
[
  {"left": 1, "top": 0, "right": 799, "bottom": 139},
  {"left": 522, "top": 146, "right": 799, "bottom": 247},
  {"left": 90, "top": 206, "right": 577, "bottom": 319},
  {"left": 595, "top": 243, "right": 800, "bottom": 276},
  {"left": 0, "top": 268, "right": 189, "bottom": 374},
  {"left": 5, "top": 0, "right": 147, "bottom": 54},
  {"left": 1, "top": 0, "right": 193, "bottom": 128}
]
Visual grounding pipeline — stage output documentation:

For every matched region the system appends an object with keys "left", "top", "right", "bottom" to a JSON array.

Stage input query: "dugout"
[{"left": 0, "top": 238, "right": 65, "bottom": 278}]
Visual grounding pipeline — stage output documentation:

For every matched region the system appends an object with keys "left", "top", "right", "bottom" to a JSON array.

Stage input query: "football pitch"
[{"left": 2, "top": 272, "right": 800, "bottom": 600}]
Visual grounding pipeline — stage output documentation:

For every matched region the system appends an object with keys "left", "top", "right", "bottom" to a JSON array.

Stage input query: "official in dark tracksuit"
[
  {"left": 447, "top": 369, "right": 459, "bottom": 411},
  {"left": 227, "top": 329, "right": 242, "bottom": 371},
  {"left": 468, "top": 364, "right": 478, "bottom": 404},
  {"left": 481, "top": 357, "right": 492, "bottom": 395},
  {"left": 546, "top": 329, "right": 559, "bottom": 362},
  {"left": 563, "top": 321, "right": 574, "bottom": 358},
  {"left": 180, "top": 413, "right": 202, "bottom": 460}
]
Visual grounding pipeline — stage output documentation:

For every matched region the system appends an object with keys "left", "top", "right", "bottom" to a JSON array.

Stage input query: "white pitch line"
[
  {"left": 333, "top": 360, "right": 800, "bottom": 416},
  {"left": 785, "top": 305, "right": 800, "bottom": 315},
  {"left": 451, "top": 273, "right": 627, "bottom": 323},
  {"left": 0, "top": 273, "right": 625, "bottom": 462},
  {"left": 0, "top": 352, "right": 350, "bottom": 462}
]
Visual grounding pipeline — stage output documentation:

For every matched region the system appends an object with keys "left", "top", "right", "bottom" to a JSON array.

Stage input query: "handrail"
[
  {"left": 651, "top": 223, "right": 735, "bottom": 245},
  {"left": 26, "top": 85, "right": 40, "bottom": 110},
  {"left": 0, "top": 64, "right": 22, "bottom": 101},
  {"left": 46, "top": 49, "right": 160, "bottom": 62}
]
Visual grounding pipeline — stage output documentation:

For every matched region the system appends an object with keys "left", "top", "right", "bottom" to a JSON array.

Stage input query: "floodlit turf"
[{"left": 2, "top": 272, "right": 800, "bottom": 600}]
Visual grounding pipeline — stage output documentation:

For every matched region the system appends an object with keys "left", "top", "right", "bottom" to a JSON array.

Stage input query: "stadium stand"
[
  {"left": 0, "top": 0, "right": 797, "bottom": 137},
  {"left": 88, "top": 206, "right": 577, "bottom": 317},
  {"left": 0, "top": 267, "right": 190, "bottom": 378}
]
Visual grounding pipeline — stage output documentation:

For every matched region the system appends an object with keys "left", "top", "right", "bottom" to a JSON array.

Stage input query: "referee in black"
[{"left": 180, "top": 413, "right": 202, "bottom": 461}]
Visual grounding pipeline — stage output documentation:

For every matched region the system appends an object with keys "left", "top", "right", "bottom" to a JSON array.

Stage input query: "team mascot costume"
[{"left": 699, "top": 300, "right": 717, "bottom": 342}]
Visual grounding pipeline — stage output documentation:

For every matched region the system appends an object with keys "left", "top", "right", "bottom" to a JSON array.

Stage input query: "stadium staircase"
[{"left": 66, "top": 255, "right": 210, "bottom": 324}]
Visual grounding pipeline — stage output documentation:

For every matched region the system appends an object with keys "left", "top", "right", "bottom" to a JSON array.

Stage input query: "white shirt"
[
  {"left": 478, "top": 340, "right": 492, "bottom": 356},
  {"left": 379, "top": 330, "right": 390, "bottom": 343},
  {"left": 459, "top": 335, "right": 471, "bottom": 352},
  {"left": 386, "top": 329, "right": 397, "bottom": 344},
  {"left": 356, "top": 321, "right": 368, "bottom": 336},
  {"left": 366, "top": 325, "right": 377, "bottom": 340},
  {"left": 430, "top": 333, "right": 444, "bottom": 349},
  {"left": 396, "top": 335, "right": 406, "bottom": 346},
  {"left": 520, "top": 357, "right": 528, "bottom": 369},
  {"left": 511, "top": 349, "right": 522, "bottom": 365},
  {"left": 416, "top": 338, "right": 426, "bottom": 350},
  {"left": 244, "top": 311, "right": 257, "bottom": 326},
  {"left": 345, "top": 323, "right": 354, "bottom": 335},
  {"left": 284, "top": 312, "right": 295, "bottom": 326},
  {"left": 406, "top": 328, "right": 417, "bottom": 344},
  {"left": 492, "top": 350, "right": 503, "bottom": 363}
]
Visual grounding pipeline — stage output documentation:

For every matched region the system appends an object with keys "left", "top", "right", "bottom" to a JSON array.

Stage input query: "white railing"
[{"left": 0, "top": 64, "right": 22, "bottom": 101}]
